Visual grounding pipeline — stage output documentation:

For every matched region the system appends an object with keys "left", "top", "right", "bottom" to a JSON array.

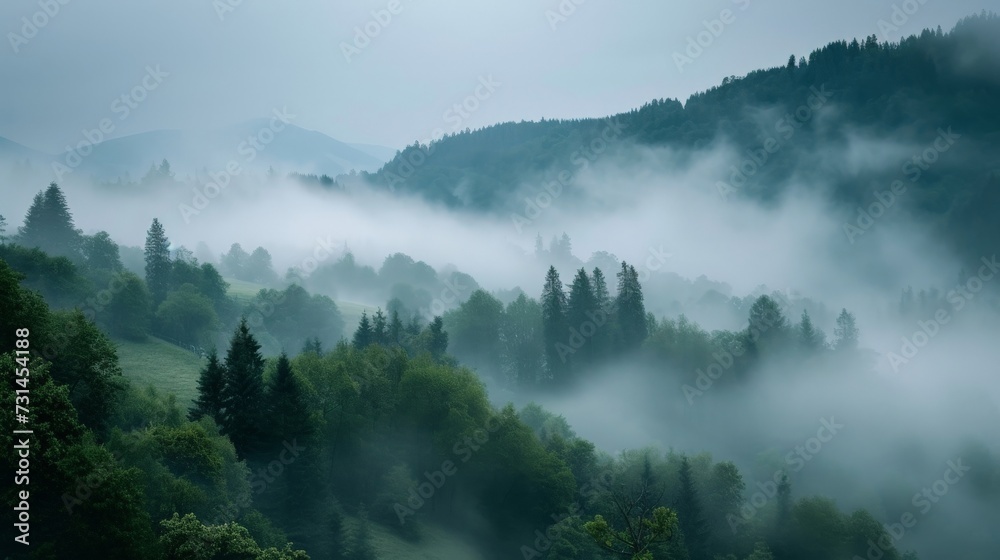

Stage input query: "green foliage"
[
  {"left": 144, "top": 218, "right": 172, "bottom": 305},
  {"left": 221, "top": 318, "right": 268, "bottom": 457},
  {"left": 500, "top": 293, "right": 544, "bottom": 387},
  {"left": 159, "top": 513, "right": 309, "bottom": 560},
  {"left": 833, "top": 308, "right": 859, "bottom": 351},
  {"left": 445, "top": 289, "right": 504, "bottom": 374},
  {"left": 104, "top": 271, "right": 152, "bottom": 340},
  {"left": 17, "top": 183, "right": 83, "bottom": 260},
  {"left": 47, "top": 309, "right": 127, "bottom": 432},
  {"left": 541, "top": 266, "right": 569, "bottom": 384},
  {"left": 251, "top": 284, "right": 344, "bottom": 355},
  {"left": 615, "top": 262, "right": 648, "bottom": 352},
  {"left": 156, "top": 283, "right": 220, "bottom": 347}
]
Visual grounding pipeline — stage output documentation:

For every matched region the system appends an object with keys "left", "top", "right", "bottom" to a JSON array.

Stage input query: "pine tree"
[
  {"left": 833, "top": 308, "right": 859, "bottom": 351},
  {"left": 301, "top": 337, "right": 322, "bottom": 355},
  {"left": 0, "top": 214, "right": 7, "bottom": 244},
  {"left": 144, "top": 218, "right": 172, "bottom": 306},
  {"left": 590, "top": 267, "right": 613, "bottom": 360},
  {"left": 566, "top": 268, "right": 597, "bottom": 366},
  {"left": 541, "top": 266, "right": 570, "bottom": 384},
  {"left": 798, "top": 310, "right": 825, "bottom": 352},
  {"left": 18, "top": 183, "right": 82, "bottom": 258},
  {"left": 615, "top": 262, "right": 648, "bottom": 352},
  {"left": 268, "top": 352, "right": 312, "bottom": 445},
  {"left": 371, "top": 308, "right": 387, "bottom": 346},
  {"left": 219, "top": 318, "right": 267, "bottom": 457},
  {"left": 353, "top": 311, "right": 373, "bottom": 349},
  {"left": 387, "top": 309, "right": 404, "bottom": 346},
  {"left": 427, "top": 316, "right": 448, "bottom": 360},
  {"left": 18, "top": 191, "right": 45, "bottom": 246},
  {"left": 189, "top": 348, "right": 225, "bottom": 423},
  {"left": 677, "top": 456, "right": 709, "bottom": 560}
]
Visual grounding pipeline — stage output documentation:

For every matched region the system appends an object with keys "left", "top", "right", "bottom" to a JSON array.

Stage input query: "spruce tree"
[
  {"left": 144, "top": 218, "right": 172, "bottom": 306},
  {"left": 798, "top": 310, "right": 825, "bottom": 352},
  {"left": 833, "top": 308, "right": 859, "bottom": 351},
  {"left": 353, "top": 311, "right": 373, "bottom": 349},
  {"left": 677, "top": 456, "right": 709, "bottom": 560},
  {"left": 387, "top": 309, "right": 404, "bottom": 346},
  {"left": 301, "top": 337, "right": 322, "bottom": 355},
  {"left": 18, "top": 183, "right": 82, "bottom": 258},
  {"left": 268, "top": 352, "right": 312, "bottom": 444},
  {"left": 371, "top": 308, "right": 388, "bottom": 346},
  {"left": 427, "top": 316, "right": 448, "bottom": 360},
  {"left": 541, "top": 266, "right": 569, "bottom": 385},
  {"left": 0, "top": 213, "right": 7, "bottom": 244},
  {"left": 219, "top": 318, "right": 267, "bottom": 457},
  {"left": 615, "top": 262, "right": 648, "bottom": 352},
  {"left": 566, "top": 268, "right": 597, "bottom": 366},
  {"left": 189, "top": 348, "right": 225, "bottom": 423}
]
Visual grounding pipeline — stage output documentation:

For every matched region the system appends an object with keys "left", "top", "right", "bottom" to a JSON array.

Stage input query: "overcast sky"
[{"left": 0, "top": 0, "right": 993, "bottom": 152}]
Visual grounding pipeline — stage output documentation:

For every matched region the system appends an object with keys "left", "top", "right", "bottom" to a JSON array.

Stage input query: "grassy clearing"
[{"left": 114, "top": 335, "right": 204, "bottom": 407}]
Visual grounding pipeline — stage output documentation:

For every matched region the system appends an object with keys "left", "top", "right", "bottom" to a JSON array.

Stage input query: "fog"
[{"left": 2, "top": 99, "right": 997, "bottom": 558}]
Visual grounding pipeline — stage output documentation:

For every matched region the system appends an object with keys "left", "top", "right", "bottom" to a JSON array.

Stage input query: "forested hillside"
[{"left": 360, "top": 13, "right": 1000, "bottom": 260}]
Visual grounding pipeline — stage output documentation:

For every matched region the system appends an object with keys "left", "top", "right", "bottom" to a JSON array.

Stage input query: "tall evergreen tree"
[
  {"left": 301, "top": 337, "right": 323, "bottom": 355},
  {"left": 566, "top": 268, "right": 598, "bottom": 366},
  {"left": 387, "top": 309, "right": 404, "bottom": 346},
  {"left": 268, "top": 352, "right": 312, "bottom": 445},
  {"left": 677, "top": 456, "right": 710, "bottom": 560},
  {"left": 615, "top": 262, "right": 648, "bottom": 352},
  {"left": 18, "top": 183, "right": 82, "bottom": 258},
  {"left": 0, "top": 213, "right": 7, "bottom": 244},
  {"left": 371, "top": 308, "right": 388, "bottom": 346},
  {"left": 833, "top": 308, "right": 859, "bottom": 351},
  {"left": 426, "top": 316, "right": 448, "bottom": 361},
  {"left": 189, "top": 348, "right": 225, "bottom": 423},
  {"left": 797, "top": 310, "right": 825, "bottom": 352},
  {"left": 144, "top": 218, "right": 172, "bottom": 306},
  {"left": 541, "top": 266, "right": 570, "bottom": 384},
  {"left": 745, "top": 295, "right": 789, "bottom": 356},
  {"left": 353, "top": 311, "right": 373, "bottom": 349},
  {"left": 219, "top": 318, "right": 267, "bottom": 457}
]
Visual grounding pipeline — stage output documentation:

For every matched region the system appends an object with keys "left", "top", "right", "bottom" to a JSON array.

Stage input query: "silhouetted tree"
[{"left": 144, "top": 218, "right": 171, "bottom": 306}]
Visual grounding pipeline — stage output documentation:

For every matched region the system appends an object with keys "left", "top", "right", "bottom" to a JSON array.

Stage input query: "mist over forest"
[{"left": 1, "top": 5, "right": 999, "bottom": 560}]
